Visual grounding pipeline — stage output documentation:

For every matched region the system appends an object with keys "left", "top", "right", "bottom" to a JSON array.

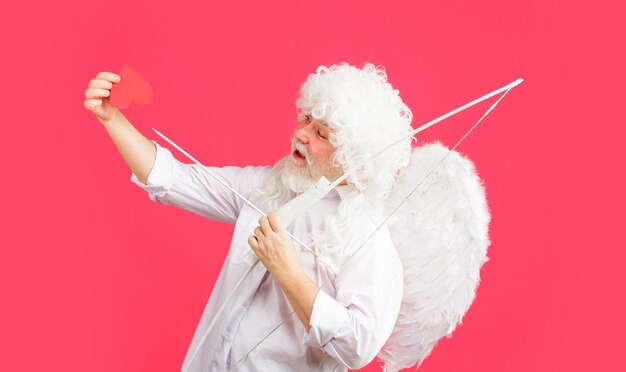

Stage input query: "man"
[{"left": 84, "top": 63, "right": 416, "bottom": 371}]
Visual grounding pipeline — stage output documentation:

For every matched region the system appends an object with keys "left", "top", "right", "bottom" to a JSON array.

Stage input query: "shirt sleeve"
[
  {"left": 130, "top": 140, "right": 269, "bottom": 225},
  {"left": 301, "top": 231, "right": 404, "bottom": 370}
]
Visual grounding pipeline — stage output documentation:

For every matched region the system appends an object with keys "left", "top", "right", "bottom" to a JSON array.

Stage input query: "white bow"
[{"left": 154, "top": 78, "right": 524, "bottom": 371}]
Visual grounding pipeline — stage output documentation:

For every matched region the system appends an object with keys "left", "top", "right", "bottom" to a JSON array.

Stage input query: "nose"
[{"left": 294, "top": 120, "right": 312, "bottom": 144}]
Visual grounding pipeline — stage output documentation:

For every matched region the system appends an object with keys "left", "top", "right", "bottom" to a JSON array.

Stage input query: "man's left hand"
[{"left": 248, "top": 212, "right": 301, "bottom": 278}]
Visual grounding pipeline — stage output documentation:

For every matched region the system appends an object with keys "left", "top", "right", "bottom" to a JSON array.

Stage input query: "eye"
[
  {"left": 305, "top": 114, "right": 312, "bottom": 123},
  {"left": 317, "top": 128, "right": 328, "bottom": 140}
]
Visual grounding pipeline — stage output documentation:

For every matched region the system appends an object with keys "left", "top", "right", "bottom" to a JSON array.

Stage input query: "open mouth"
[{"left": 293, "top": 149, "right": 306, "bottom": 161}]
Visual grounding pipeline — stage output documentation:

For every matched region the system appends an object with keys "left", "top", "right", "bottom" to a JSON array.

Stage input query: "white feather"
[{"left": 377, "top": 142, "right": 491, "bottom": 371}]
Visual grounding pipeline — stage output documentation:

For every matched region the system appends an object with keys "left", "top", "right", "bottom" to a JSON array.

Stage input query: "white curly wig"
[{"left": 295, "top": 62, "right": 414, "bottom": 203}]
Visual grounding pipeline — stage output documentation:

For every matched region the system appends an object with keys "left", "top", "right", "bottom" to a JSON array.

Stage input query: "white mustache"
[{"left": 291, "top": 138, "right": 310, "bottom": 164}]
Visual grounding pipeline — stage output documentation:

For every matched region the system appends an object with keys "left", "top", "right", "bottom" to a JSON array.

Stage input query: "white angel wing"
[{"left": 377, "top": 142, "right": 491, "bottom": 372}]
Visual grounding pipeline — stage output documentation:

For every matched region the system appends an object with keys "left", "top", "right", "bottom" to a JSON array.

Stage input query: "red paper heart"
[{"left": 109, "top": 65, "right": 154, "bottom": 109}]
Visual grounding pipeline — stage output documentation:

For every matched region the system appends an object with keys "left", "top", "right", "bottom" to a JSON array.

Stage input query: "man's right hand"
[
  {"left": 83, "top": 70, "right": 156, "bottom": 184},
  {"left": 84, "top": 71, "right": 122, "bottom": 125}
]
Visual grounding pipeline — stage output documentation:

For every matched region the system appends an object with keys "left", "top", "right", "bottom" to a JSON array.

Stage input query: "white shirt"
[{"left": 130, "top": 141, "right": 404, "bottom": 371}]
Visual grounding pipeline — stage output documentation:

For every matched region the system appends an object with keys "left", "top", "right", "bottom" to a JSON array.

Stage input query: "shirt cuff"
[
  {"left": 302, "top": 289, "right": 350, "bottom": 348},
  {"left": 130, "top": 140, "right": 175, "bottom": 199}
]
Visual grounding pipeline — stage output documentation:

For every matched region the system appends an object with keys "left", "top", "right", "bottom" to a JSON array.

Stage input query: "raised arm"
[
  {"left": 83, "top": 71, "right": 156, "bottom": 185},
  {"left": 84, "top": 71, "right": 272, "bottom": 225}
]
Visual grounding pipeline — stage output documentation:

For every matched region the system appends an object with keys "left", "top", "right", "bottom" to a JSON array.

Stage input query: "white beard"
[
  {"left": 281, "top": 138, "right": 343, "bottom": 193},
  {"left": 281, "top": 138, "right": 321, "bottom": 193},
  {"left": 280, "top": 166, "right": 315, "bottom": 193}
]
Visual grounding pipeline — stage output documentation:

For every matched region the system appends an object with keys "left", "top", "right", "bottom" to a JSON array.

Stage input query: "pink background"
[{"left": 1, "top": 0, "right": 624, "bottom": 371}]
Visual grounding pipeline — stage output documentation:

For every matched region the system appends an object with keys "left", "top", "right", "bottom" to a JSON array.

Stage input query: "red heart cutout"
[{"left": 109, "top": 65, "right": 154, "bottom": 109}]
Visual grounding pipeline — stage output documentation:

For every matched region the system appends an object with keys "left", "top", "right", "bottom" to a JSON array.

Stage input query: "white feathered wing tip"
[{"left": 377, "top": 142, "right": 491, "bottom": 372}]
